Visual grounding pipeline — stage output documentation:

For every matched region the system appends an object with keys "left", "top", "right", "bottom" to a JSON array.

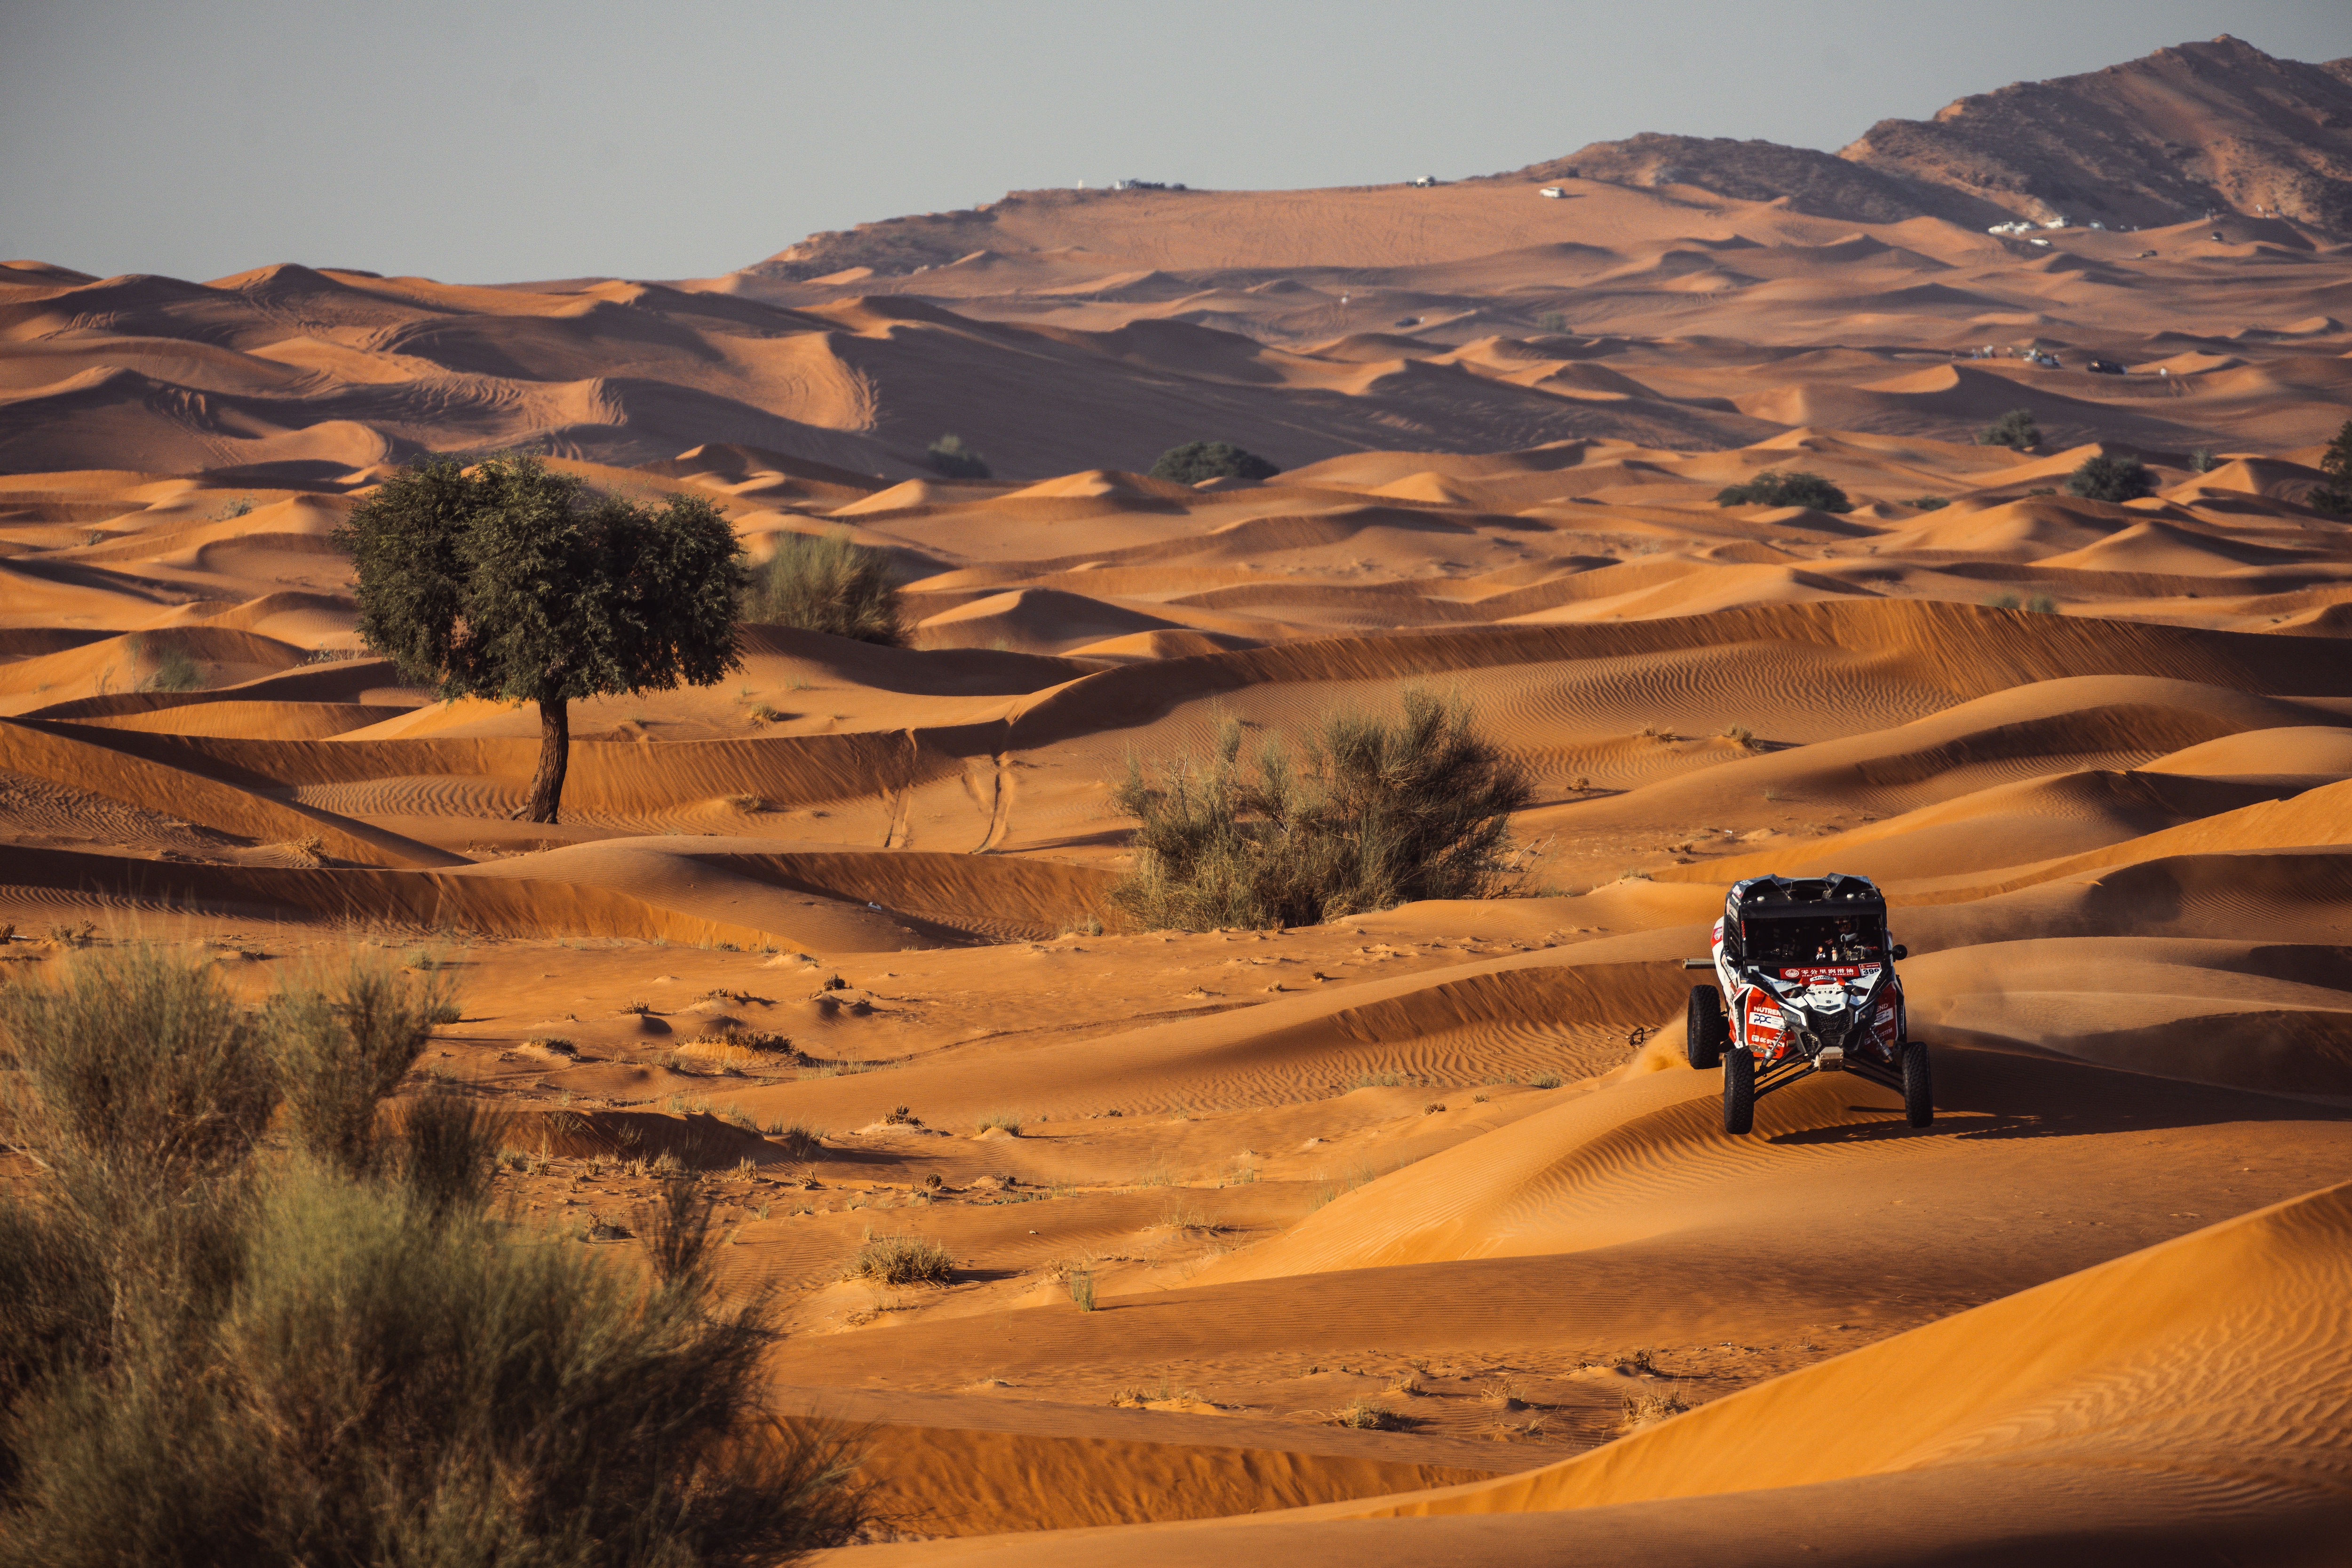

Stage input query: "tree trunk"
[{"left": 522, "top": 697, "right": 569, "bottom": 824}]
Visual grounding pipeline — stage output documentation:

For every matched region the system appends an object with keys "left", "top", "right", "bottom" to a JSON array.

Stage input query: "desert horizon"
[{"left": 4, "top": 22, "right": 2352, "bottom": 1567}]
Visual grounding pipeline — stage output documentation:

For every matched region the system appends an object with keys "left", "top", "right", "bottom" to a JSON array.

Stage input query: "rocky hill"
[
  {"left": 1840, "top": 33, "right": 2352, "bottom": 231},
  {"left": 755, "top": 36, "right": 2352, "bottom": 283}
]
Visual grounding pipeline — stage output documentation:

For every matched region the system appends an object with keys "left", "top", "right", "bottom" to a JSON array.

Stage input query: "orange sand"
[{"left": 5, "top": 33, "right": 2352, "bottom": 1563}]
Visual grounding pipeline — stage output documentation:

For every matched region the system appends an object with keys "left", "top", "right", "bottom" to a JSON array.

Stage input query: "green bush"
[
  {"left": 1909, "top": 496, "right": 1950, "bottom": 511},
  {"left": 2064, "top": 453, "right": 2156, "bottom": 503},
  {"left": 925, "top": 434, "right": 991, "bottom": 480},
  {"left": 743, "top": 529, "right": 904, "bottom": 646},
  {"left": 2188, "top": 448, "right": 2218, "bottom": 474},
  {"left": 2311, "top": 419, "right": 2352, "bottom": 516},
  {"left": 1536, "top": 311, "right": 1568, "bottom": 333},
  {"left": 0, "top": 948, "right": 865, "bottom": 1565},
  {"left": 1110, "top": 691, "right": 1532, "bottom": 931},
  {"left": 1148, "top": 441, "right": 1280, "bottom": 484},
  {"left": 1979, "top": 408, "right": 2041, "bottom": 449},
  {"left": 1713, "top": 470, "right": 1852, "bottom": 513}
]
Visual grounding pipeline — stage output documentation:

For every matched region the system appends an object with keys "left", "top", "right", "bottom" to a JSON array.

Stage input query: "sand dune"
[{"left": 8, "top": 34, "right": 2352, "bottom": 1562}]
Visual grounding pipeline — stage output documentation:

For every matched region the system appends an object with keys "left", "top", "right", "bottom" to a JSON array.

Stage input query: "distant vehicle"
[
  {"left": 2028, "top": 350, "right": 2062, "bottom": 368},
  {"left": 1539, "top": 186, "right": 1565, "bottom": 199},
  {"left": 2089, "top": 221, "right": 2106, "bottom": 231},
  {"left": 2029, "top": 238, "right": 2051, "bottom": 247},
  {"left": 1392, "top": 316, "right": 1422, "bottom": 327},
  {"left": 1684, "top": 873, "right": 1928, "bottom": 1134},
  {"left": 2086, "top": 358, "right": 2127, "bottom": 375},
  {"left": 2211, "top": 231, "right": 2226, "bottom": 241},
  {"left": 1409, "top": 175, "right": 1439, "bottom": 188}
]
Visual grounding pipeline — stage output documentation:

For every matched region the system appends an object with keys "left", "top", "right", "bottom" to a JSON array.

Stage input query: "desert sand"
[{"left": 5, "top": 32, "right": 2352, "bottom": 1565}]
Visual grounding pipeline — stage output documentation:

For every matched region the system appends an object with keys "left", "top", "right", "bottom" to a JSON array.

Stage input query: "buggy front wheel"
[
  {"left": 1723, "top": 1048, "right": 1756, "bottom": 1135},
  {"left": 1900, "top": 1040, "right": 1933, "bottom": 1128}
]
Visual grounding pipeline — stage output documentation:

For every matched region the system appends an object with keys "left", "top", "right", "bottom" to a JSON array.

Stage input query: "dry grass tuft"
[
  {"left": 1624, "top": 1393, "right": 1690, "bottom": 1429},
  {"left": 842, "top": 1231, "right": 954, "bottom": 1287}
]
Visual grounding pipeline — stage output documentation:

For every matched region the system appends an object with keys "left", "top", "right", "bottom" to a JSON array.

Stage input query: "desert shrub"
[
  {"left": 925, "top": 434, "right": 990, "bottom": 479},
  {"left": 268, "top": 960, "right": 448, "bottom": 1179},
  {"left": 1111, "top": 691, "right": 1531, "bottom": 931},
  {"left": 2064, "top": 453, "right": 2156, "bottom": 503},
  {"left": 842, "top": 1232, "right": 954, "bottom": 1287},
  {"left": 1909, "top": 495, "right": 1950, "bottom": 511},
  {"left": 2189, "top": 448, "right": 2218, "bottom": 473},
  {"left": 743, "top": 529, "right": 904, "bottom": 647},
  {"left": 1711, "top": 470, "right": 1852, "bottom": 513},
  {"left": 2310, "top": 419, "right": 2352, "bottom": 516},
  {"left": 975, "top": 1111, "right": 1022, "bottom": 1136},
  {"left": 1984, "top": 592, "right": 2022, "bottom": 610},
  {"left": 1331, "top": 1397, "right": 1398, "bottom": 1431},
  {"left": 1536, "top": 311, "right": 1568, "bottom": 333},
  {"left": 0, "top": 948, "right": 864, "bottom": 1565},
  {"left": 138, "top": 644, "right": 204, "bottom": 693},
  {"left": 1148, "top": 441, "right": 1279, "bottom": 484},
  {"left": 1979, "top": 408, "right": 2041, "bottom": 449},
  {"left": 2026, "top": 594, "right": 2060, "bottom": 614}
]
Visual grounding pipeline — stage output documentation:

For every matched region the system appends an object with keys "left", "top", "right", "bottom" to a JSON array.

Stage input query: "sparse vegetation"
[
  {"left": 1536, "top": 311, "right": 1568, "bottom": 333},
  {"left": 1330, "top": 1397, "right": 1400, "bottom": 1431},
  {"left": 2064, "top": 453, "right": 2156, "bottom": 503},
  {"left": 1110, "top": 692, "right": 1532, "bottom": 931},
  {"left": 2189, "top": 448, "right": 2219, "bottom": 474},
  {"left": 925, "top": 434, "right": 991, "bottom": 479},
  {"left": 842, "top": 1231, "right": 954, "bottom": 1287},
  {"left": 1984, "top": 591, "right": 2023, "bottom": 610},
  {"left": 1979, "top": 407, "right": 2041, "bottom": 449},
  {"left": 1720, "top": 724, "right": 1755, "bottom": 748},
  {"left": 1712, "top": 470, "right": 1852, "bottom": 513},
  {"left": 742, "top": 528, "right": 905, "bottom": 648},
  {"left": 975, "top": 1111, "right": 1023, "bottom": 1137},
  {"left": 338, "top": 454, "right": 748, "bottom": 824},
  {"left": 1909, "top": 495, "right": 1950, "bottom": 510},
  {"left": 2310, "top": 418, "right": 2352, "bottom": 516},
  {"left": 0, "top": 946, "right": 865, "bottom": 1562},
  {"left": 767, "top": 1123, "right": 825, "bottom": 1160},
  {"left": 2026, "top": 594, "right": 2060, "bottom": 614},
  {"left": 1066, "top": 1269, "right": 1097, "bottom": 1311},
  {"left": 1624, "top": 1392, "right": 1691, "bottom": 1429},
  {"left": 136, "top": 642, "right": 203, "bottom": 692},
  {"left": 1148, "top": 441, "right": 1280, "bottom": 484}
]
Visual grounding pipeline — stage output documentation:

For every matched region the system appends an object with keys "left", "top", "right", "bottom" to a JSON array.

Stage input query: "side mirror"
[{"left": 1891, "top": 944, "right": 1908, "bottom": 961}]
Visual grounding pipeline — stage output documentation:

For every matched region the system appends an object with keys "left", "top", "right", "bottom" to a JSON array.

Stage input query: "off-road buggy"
[{"left": 1681, "top": 873, "right": 1931, "bottom": 1134}]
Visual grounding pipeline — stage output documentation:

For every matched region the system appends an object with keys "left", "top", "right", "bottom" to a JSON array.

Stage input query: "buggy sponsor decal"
[
  {"left": 1742, "top": 992, "right": 1787, "bottom": 1055},
  {"left": 1776, "top": 964, "right": 1875, "bottom": 980}
]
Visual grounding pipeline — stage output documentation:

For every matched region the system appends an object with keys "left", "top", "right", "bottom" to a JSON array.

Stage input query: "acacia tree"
[{"left": 337, "top": 455, "right": 747, "bottom": 824}]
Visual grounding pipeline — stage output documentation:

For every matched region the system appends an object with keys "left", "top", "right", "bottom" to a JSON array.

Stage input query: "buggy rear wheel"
[
  {"left": 1686, "top": 986, "right": 1726, "bottom": 1070},
  {"left": 1900, "top": 1040, "right": 1933, "bottom": 1127},
  {"left": 1723, "top": 1048, "right": 1756, "bottom": 1135}
]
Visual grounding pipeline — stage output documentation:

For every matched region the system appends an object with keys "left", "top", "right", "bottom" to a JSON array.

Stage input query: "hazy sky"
[{"left": 8, "top": 0, "right": 2349, "bottom": 285}]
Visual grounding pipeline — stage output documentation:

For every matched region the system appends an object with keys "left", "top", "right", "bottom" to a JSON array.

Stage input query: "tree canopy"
[
  {"left": 1148, "top": 441, "right": 1280, "bottom": 484},
  {"left": 1713, "top": 470, "right": 1853, "bottom": 513},
  {"left": 2064, "top": 453, "right": 2157, "bottom": 503},
  {"left": 1979, "top": 408, "right": 2041, "bottom": 450},
  {"left": 337, "top": 455, "right": 746, "bottom": 823}
]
